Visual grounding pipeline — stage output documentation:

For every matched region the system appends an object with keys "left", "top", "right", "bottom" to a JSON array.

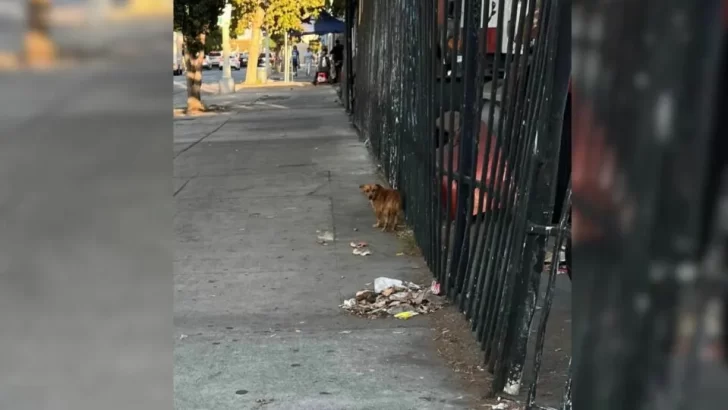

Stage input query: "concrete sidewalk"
[{"left": 174, "top": 86, "right": 475, "bottom": 409}]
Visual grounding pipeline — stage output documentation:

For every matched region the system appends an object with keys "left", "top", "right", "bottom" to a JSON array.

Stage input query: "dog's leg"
[
  {"left": 373, "top": 209, "right": 382, "bottom": 228},
  {"left": 391, "top": 212, "right": 399, "bottom": 232},
  {"left": 382, "top": 211, "right": 394, "bottom": 232}
]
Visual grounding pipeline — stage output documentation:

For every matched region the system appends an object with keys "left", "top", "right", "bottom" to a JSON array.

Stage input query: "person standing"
[
  {"left": 291, "top": 45, "right": 300, "bottom": 77},
  {"left": 330, "top": 39, "right": 344, "bottom": 83},
  {"left": 312, "top": 46, "right": 330, "bottom": 85},
  {"left": 304, "top": 47, "right": 314, "bottom": 76}
]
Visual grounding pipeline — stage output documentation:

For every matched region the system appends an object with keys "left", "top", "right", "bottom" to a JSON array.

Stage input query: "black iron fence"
[
  {"left": 571, "top": 1, "right": 728, "bottom": 410},
  {"left": 346, "top": 0, "right": 571, "bottom": 408}
]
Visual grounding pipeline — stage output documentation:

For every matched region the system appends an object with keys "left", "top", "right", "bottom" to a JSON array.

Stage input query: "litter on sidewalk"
[
  {"left": 340, "top": 277, "right": 444, "bottom": 319},
  {"left": 350, "top": 241, "right": 372, "bottom": 256},
  {"left": 487, "top": 398, "right": 523, "bottom": 409},
  {"left": 393, "top": 311, "right": 419, "bottom": 320},
  {"left": 316, "top": 230, "right": 335, "bottom": 245}
]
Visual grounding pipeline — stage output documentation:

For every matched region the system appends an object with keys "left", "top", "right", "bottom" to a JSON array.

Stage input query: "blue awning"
[{"left": 299, "top": 11, "right": 345, "bottom": 35}]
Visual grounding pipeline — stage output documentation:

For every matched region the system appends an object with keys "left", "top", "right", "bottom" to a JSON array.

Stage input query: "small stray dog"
[{"left": 359, "top": 183, "right": 402, "bottom": 232}]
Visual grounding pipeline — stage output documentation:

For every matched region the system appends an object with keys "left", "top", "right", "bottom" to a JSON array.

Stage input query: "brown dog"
[{"left": 359, "top": 183, "right": 402, "bottom": 232}]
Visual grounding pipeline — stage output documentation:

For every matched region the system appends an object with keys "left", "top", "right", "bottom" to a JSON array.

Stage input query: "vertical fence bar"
[
  {"left": 425, "top": 0, "right": 436, "bottom": 268},
  {"left": 486, "top": 0, "right": 542, "bottom": 375},
  {"left": 561, "top": 359, "right": 573, "bottom": 410},
  {"left": 525, "top": 185, "right": 571, "bottom": 407},
  {"left": 501, "top": 0, "right": 571, "bottom": 398},
  {"left": 463, "top": 0, "right": 508, "bottom": 320},
  {"left": 571, "top": 0, "right": 725, "bottom": 409},
  {"left": 343, "top": 0, "right": 353, "bottom": 112},
  {"left": 350, "top": 0, "right": 579, "bottom": 407},
  {"left": 441, "top": 0, "right": 465, "bottom": 296},
  {"left": 469, "top": 0, "right": 517, "bottom": 341},
  {"left": 420, "top": 0, "right": 436, "bottom": 266},
  {"left": 449, "top": 0, "right": 487, "bottom": 307},
  {"left": 474, "top": 0, "right": 530, "bottom": 362},
  {"left": 434, "top": 0, "right": 448, "bottom": 284},
  {"left": 487, "top": 12, "right": 536, "bottom": 378}
]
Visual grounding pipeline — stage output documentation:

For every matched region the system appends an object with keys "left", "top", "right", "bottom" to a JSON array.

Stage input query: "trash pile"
[
  {"left": 350, "top": 241, "right": 371, "bottom": 256},
  {"left": 340, "top": 277, "right": 444, "bottom": 319}
]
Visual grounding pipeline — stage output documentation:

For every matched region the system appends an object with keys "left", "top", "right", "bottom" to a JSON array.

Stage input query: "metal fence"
[
  {"left": 346, "top": 0, "right": 571, "bottom": 408},
  {"left": 571, "top": 1, "right": 728, "bottom": 410}
]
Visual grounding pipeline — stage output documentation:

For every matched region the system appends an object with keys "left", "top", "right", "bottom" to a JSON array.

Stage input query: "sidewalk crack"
[
  {"left": 174, "top": 117, "right": 231, "bottom": 159},
  {"left": 174, "top": 178, "right": 193, "bottom": 197}
]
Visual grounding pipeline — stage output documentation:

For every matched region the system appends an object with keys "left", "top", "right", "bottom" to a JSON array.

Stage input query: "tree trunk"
[
  {"left": 185, "top": 33, "right": 206, "bottom": 113},
  {"left": 244, "top": 6, "right": 265, "bottom": 85},
  {"left": 25, "top": 0, "right": 55, "bottom": 67}
]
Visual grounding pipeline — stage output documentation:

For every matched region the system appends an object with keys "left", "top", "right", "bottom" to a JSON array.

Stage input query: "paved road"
[
  {"left": 173, "top": 86, "right": 474, "bottom": 409},
  {"left": 174, "top": 67, "right": 315, "bottom": 108},
  {"left": 174, "top": 66, "right": 250, "bottom": 84},
  {"left": 173, "top": 68, "right": 251, "bottom": 107}
]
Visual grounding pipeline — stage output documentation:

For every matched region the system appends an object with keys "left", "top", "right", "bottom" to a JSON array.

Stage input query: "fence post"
[
  {"left": 497, "top": 0, "right": 571, "bottom": 397},
  {"left": 343, "top": 0, "right": 354, "bottom": 112},
  {"left": 448, "top": 0, "right": 485, "bottom": 296}
]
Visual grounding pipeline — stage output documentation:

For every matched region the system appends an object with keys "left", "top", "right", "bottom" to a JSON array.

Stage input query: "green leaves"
[
  {"left": 230, "top": 0, "right": 324, "bottom": 36},
  {"left": 263, "top": 0, "right": 324, "bottom": 35},
  {"left": 175, "top": 0, "right": 326, "bottom": 54},
  {"left": 173, "top": 0, "right": 227, "bottom": 53}
]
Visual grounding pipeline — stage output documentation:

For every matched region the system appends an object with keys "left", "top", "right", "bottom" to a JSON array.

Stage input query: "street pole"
[
  {"left": 283, "top": 32, "right": 289, "bottom": 83},
  {"left": 263, "top": 30, "right": 270, "bottom": 76},
  {"left": 218, "top": 3, "right": 234, "bottom": 94}
]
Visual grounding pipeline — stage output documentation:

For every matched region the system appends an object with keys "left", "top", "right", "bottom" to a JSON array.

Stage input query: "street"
[
  {"left": 174, "top": 67, "right": 315, "bottom": 108},
  {"left": 173, "top": 66, "right": 250, "bottom": 87},
  {"left": 173, "top": 67, "right": 262, "bottom": 109},
  {"left": 173, "top": 68, "right": 250, "bottom": 107}
]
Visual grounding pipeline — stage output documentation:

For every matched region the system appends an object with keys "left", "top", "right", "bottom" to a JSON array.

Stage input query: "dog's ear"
[{"left": 375, "top": 184, "right": 383, "bottom": 189}]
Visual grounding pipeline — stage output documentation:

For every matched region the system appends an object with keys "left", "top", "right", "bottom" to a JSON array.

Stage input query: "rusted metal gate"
[{"left": 348, "top": 0, "right": 570, "bottom": 408}]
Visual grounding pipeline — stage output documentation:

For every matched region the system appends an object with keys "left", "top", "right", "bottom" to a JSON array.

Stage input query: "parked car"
[
  {"left": 208, "top": 51, "right": 222, "bottom": 67},
  {"left": 219, "top": 53, "right": 241, "bottom": 70},
  {"left": 240, "top": 52, "right": 249, "bottom": 67},
  {"left": 202, "top": 55, "right": 211, "bottom": 70}
]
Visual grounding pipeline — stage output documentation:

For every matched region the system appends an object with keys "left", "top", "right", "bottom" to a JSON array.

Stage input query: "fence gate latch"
[{"left": 526, "top": 222, "right": 561, "bottom": 237}]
